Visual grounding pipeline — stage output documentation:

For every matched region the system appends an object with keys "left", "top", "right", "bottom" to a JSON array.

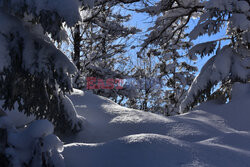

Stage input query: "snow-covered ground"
[
  {"left": 61, "top": 83, "right": 250, "bottom": 167},
  {"left": 4, "top": 83, "right": 250, "bottom": 166}
]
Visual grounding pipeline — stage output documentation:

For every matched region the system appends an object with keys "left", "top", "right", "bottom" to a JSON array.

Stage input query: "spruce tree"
[
  {"left": 180, "top": 0, "right": 250, "bottom": 112},
  {"left": 0, "top": 0, "right": 86, "bottom": 133},
  {"left": 0, "top": 110, "right": 65, "bottom": 167},
  {"left": 159, "top": 45, "right": 197, "bottom": 115},
  {"left": 69, "top": 1, "right": 140, "bottom": 102},
  {"left": 136, "top": 0, "right": 198, "bottom": 115},
  {"left": 138, "top": 0, "right": 250, "bottom": 112}
]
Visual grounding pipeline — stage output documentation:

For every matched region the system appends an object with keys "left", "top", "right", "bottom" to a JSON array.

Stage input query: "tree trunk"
[{"left": 73, "top": 24, "right": 81, "bottom": 70}]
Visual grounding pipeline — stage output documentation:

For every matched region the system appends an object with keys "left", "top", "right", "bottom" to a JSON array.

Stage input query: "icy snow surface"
[{"left": 62, "top": 83, "right": 250, "bottom": 167}]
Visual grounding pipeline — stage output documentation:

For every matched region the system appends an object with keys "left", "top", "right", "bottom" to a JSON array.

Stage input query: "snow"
[
  {"left": 56, "top": 83, "right": 250, "bottom": 166},
  {"left": 0, "top": 101, "right": 35, "bottom": 128},
  {"left": 206, "top": 0, "right": 250, "bottom": 13},
  {"left": 42, "top": 134, "right": 64, "bottom": 152},
  {"left": 34, "top": 0, "right": 80, "bottom": 26},
  {"left": 180, "top": 46, "right": 233, "bottom": 112},
  {"left": 6, "top": 0, "right": 81, "bottom": 26},
  {"left": 2, "top": 83, "right": 250, "bottom": 166},
  {"left": 179, "top": 0, "right": 201, "bottom": 8},
  {"left": 0, "top": 9, "right": 77, "bottom": 81},
  {"left": 188, "top": 41, "right": 217, "bottom": 58},
  {"left": 231, "top": 54, "right": 249, "bottom": 81},
  {"left": 61, "top": 95, "right": 86, "bottom": 131},
  {"left": 63, "top": 134, "right": 194, "bottom": 167},
  {"left": 25, "top": 119, "right": 54, "bottom": 138},
  {"left": 236, "top": 1, "right": 250, "bottom": 12},
  {"left": 230, "top": 13, "right": 250, "bottom": 31},
  {"left": 82, "top": 0, "right": 95, "bottom": 8},
  {"left": 5, "top": 119, "right": 65, "bottom": 167}
]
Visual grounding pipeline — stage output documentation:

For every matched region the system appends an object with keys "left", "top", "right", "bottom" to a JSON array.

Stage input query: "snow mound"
[
  {"left": 63, "top": 83, "right": 250, "bottom": 167},
  {"left": 3, "top": 119, "right": 65, "bottom": 167},
  {"left": 64, "top": 134, "right": 194, "bottom": 167}
]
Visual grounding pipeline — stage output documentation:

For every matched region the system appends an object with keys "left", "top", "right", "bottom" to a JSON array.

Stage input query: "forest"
[{"left": 0, "top": 0, "right": 249, "bottom": 166}]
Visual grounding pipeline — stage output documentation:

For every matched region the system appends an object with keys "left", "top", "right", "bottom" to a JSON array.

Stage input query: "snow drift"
[
  {"left": 61, "top": 83, "right": 250, "bottom": 167},
  {"left": 3, "top": 83, "right": 250, "bottom": 166}
]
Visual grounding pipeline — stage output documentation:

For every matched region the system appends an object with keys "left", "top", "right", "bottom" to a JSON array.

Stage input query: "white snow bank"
[
  {"left": 2, "top": 118, "right": 65, "bottom": 167},
  {"left": 63, "top": 134, "right": 194, "bottom": 167},
  {"left": 63, "top": 83, "right": 250, "bottom": 167}
]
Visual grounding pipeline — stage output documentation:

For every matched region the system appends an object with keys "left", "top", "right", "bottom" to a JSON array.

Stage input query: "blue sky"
[{"left": 124, "top": 8, "right": 229, "bottom": 72}]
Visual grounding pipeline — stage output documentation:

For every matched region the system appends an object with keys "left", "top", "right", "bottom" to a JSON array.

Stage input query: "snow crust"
[{"left": 61, "top": 83, "right": 250, "bottom": 167}]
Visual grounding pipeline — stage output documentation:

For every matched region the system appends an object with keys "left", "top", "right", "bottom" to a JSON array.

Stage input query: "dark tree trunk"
[{"left": 73, "top": 24, "right": 81, "bottom": 70}]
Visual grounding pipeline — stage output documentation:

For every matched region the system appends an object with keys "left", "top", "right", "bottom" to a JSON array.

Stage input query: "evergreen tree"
[
  {"left": 136, "top": 0, "right": 198, "bottom": 115},
  {"left": 180, "top": 0, "right": 250, "bottom": 112},
  {"left": 138, "top": 0, "right": 250, "bottom": 112},
  {"left": 0, "top": 110, "right": 65, "bottom": 167},
  {"left": 129, "top": 49, "right": 163, "bottom": 112},
  {"left": 0, "top": 0, "right": 87, "bottom": 133},
  {"left": 159, "top": 44, "right": 197, "bottom": 115},
  {"left": 70, "top": 1, "right": 140, "bottom": 101}
]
